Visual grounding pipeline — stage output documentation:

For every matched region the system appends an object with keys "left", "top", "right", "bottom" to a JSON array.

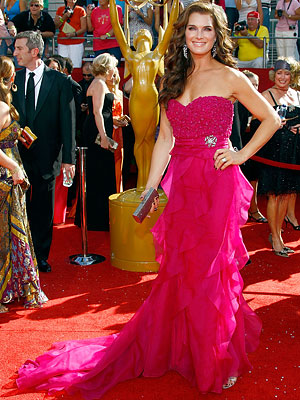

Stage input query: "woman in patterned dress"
[{"left": 0, "top": 56, "right": 47, "bottom": 312}]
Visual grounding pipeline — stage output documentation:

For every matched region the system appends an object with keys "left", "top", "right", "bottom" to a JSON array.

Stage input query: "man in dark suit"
[{"left": 13, "top": 30, "right": 76, "bottom": 272}]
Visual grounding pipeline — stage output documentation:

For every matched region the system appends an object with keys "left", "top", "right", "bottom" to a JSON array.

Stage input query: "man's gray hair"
[{"left": 16, "top": 31, "right": 44, "bottom": 58}]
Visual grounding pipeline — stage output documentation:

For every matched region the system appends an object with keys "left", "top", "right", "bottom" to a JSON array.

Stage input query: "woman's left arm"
[
  {"left": 92, "top": 82, "right": 110, "bottom": 149},
  {"left": 77, "top": 14, "right": 87, "bottom": 36},
  {"left": 67, "top": 12, "right": 87, "bottom": 38},
  {"left": 283, "top": 5, "right": 300, "bottom": 21},
  {"left": 214, "top": 70, "right": 281, "bottom": 170}
]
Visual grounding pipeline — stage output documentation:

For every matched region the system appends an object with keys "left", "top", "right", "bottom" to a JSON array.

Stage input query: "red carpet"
[{"left": 1, "top": 196, "right": 300, "bottom": 400}]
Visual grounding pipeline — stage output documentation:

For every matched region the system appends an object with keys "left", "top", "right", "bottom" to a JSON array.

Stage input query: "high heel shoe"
[
  {"left": 285, "top": 216, "right": 300, "bottom": 230},
  {"left": 268, "top": 233, "right": 293, "bottom": 251},
  {"left": 268, "top": 234, "right": 289, "bottom": 258},
  {"left": 0, "top": 304, "right": 8, "bottom": 313},
  {"left": 283, "top": 246, "right": 295, "bottom": 254},
  {"left": 223, "top": 377, "right": 237, "bottom": 389},
  {"left": 248, "top": 210, "right": 267, "bottom": 223}
]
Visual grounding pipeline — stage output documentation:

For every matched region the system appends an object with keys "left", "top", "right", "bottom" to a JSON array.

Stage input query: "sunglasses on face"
[
  {"left": 30, "top": 4, "right": 41, "bottom": 7},
  {"left": 83, "top": 74, "right": 93, "bottom": 77}
]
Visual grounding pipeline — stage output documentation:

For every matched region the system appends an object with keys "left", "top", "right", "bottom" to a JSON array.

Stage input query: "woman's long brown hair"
[{"left": 159, "top": 2, "right": 236, "bottom": 108}]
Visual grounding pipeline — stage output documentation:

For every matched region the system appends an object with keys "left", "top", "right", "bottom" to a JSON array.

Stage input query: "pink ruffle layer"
[{"left": 17, "top": 148, "right": 261, "bottom": 399}]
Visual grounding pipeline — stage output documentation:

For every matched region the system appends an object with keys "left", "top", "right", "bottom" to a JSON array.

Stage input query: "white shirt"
[{"left": 25, "top": 61, "right": 45, "bottom": 108}]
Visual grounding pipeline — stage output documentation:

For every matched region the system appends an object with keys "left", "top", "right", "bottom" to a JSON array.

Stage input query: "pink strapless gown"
[{"left": 17, "top": 96, "right": 262, "bottom": 398}]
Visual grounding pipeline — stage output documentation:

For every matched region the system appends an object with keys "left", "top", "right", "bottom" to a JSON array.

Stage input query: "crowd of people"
[{"left": 0, "top": 0, "right": 299, "bottom": 398}]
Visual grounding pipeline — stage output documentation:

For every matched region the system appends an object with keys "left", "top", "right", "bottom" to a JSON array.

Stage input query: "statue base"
[{"left": 109, "top": 188, "right": 167, "bottom": 272}]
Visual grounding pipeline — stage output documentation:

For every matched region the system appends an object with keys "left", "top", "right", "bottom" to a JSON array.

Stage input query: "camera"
[
  {"left": 235, "top": 21, "right": 248, "bottom": 32},
  {"left": 277, "top": 9, "right": 283, "bottom": 17},
  {"left": 63, "top": 6, "right": 73, "bottom": 16}
]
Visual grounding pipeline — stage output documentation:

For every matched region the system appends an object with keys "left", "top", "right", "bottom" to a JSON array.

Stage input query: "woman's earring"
[
  {"left": 11, "top": 83, "right": 17, "bottom": 92},
  {"left": 211, "top": 42, "right": 217, "bottom": 58},
  {"left": 183, "top": 44, "right": 188, "bottom": 59}
]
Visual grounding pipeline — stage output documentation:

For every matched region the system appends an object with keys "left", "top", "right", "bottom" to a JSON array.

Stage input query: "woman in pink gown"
[{"left": 16, "top": 3, "right": 281, "bottom": 398}]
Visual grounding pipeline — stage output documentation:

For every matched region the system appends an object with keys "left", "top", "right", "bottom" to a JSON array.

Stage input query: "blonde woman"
[{"left": 74, "top": 53, "right": 118, "bottom": 231}]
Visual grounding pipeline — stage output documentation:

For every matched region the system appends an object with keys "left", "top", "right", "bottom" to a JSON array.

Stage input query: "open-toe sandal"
[{"left": 223, "top": 376, "right": 237, "bottom": 389}]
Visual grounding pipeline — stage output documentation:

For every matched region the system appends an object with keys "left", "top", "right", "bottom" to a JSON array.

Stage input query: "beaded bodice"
[{"left": 166, "top": 96, "right": 234, "bottom": 149}]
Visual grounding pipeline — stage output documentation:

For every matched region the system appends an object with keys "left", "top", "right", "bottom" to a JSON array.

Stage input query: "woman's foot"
[
  {"left": 248, "top": 210, "right": 267, "bottom": 223},
  {"left": 268, "top": 234, "right": 289, "bottom": 258},
  {"left": 285, "top": 216, "right": 300, "bottom": 230},
  {"left": 223, "top": 376, "right": 237, "bottom": 389},
  {"left": 0, "top": 304, "right": 8, "bottom": 313},
  {"left": 284, "top": 246, "right": 295, "bottom": 254}
]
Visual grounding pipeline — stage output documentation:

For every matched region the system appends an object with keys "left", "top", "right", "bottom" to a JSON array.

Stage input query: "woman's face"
[
  {"left": 29, "top": 2, "right": 42, "bottom": 17},
  {"left": 275, "top": 69, "right": 291, "bottom": 89},
  {"left": 106, "top": 68, "right": 117, "bottom": 87},
  {"left": 185, "top": 12, "right": 216, "bottom": 57},
  {"left": 99, "top": 0, "right": 109, "bottom": 8},
  {"left": 67, "top": 0, "right": 77, "bottom": 7}
]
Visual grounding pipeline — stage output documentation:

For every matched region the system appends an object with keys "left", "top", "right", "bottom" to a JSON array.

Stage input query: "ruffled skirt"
[{"left": 17, "top": 147, "right": 261, "bottom": 399}]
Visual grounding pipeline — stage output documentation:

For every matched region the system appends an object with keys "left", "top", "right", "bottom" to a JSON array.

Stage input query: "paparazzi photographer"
[
  {"left": 275, "top": 0, "right": 300, "bottom": 58},
  {"left": 234, "top": 11, "right": 269, "bottom": 68}
]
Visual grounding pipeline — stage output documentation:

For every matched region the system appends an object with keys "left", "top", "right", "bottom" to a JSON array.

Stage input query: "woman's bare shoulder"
[
  {"left": 0, "top": 101, "right": 10, "bottom": 130},
  {"left": 261, "top": 87, "right": 274, "bottom": 102},
  {"left": 261, "top": 87, "right": 271, "bottom": 96},
  {"left": 88, "top": 78, "right": 106, "bottom": 94},
  {"left": 213, "top": 65, "right": 251, "bottom": 99},
  {"left": 0, "top": 100, "right": 10, "bottom": 114},
  {"left": 221, "top": 66, "right": 248, "bottom": 82}
]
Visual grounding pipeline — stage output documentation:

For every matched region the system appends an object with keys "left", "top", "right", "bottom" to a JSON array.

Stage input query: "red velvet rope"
[{"left": 251, "top": 155, "right": 300, "bottom": 171}]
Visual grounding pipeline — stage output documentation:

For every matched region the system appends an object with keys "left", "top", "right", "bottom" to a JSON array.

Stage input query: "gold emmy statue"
[{"left": 109, "top": 0, "right": 179, "bottom": 272}]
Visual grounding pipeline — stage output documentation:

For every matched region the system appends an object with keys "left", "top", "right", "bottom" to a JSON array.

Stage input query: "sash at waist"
[{"left": 171, "top": 137, "right": 229, "bottom": 158}]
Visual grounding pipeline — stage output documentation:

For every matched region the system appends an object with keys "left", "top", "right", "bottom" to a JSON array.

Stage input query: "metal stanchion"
[{"left": 70, "top": 147, "right": 106, "bottom": 265}]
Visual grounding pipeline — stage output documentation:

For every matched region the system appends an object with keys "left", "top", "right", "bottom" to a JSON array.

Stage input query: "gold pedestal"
[{"left": 109, "top": 188, "right": 167, "bottom": 272}]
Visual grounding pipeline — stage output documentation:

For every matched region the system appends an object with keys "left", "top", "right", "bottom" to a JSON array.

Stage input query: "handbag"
[{"left": 20, "top": 126, "right": 37, "bottom": 149}]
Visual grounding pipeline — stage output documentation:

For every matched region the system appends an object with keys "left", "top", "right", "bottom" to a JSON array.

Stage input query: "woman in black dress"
[
  {"left": 239, "top": 70, "right": 267, "bottom": 223},
  {"left": 75, "top": 53, "right": 118, "bottom": 231},
  {"left": 259, "top": 57, "right": 300, "bottom": 257}
]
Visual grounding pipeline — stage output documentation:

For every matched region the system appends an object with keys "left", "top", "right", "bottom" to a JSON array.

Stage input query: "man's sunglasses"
[{"left": 83, "top": 74, "right": 93, "bottom": 77}]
